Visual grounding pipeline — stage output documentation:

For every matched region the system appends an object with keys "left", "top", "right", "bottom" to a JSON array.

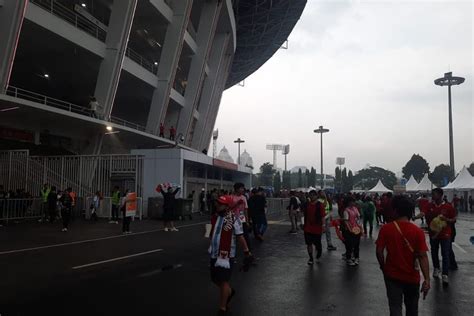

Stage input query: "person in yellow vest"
[
  {"left": 39, "top": 184, "right": 51, "bottom": 223},
  {"left": 110, "top": 186, "right": 121, "bottom": 224},
  {"left": 318, "top": 190, "right": 337, "bottom": 251}
]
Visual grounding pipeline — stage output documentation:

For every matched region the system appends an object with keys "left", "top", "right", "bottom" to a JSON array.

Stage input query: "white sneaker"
[
  {"left": 347, "top": 259, "right": 356, "bottom": 266},
  {"left": 108, "top": 220, "right": 114, "bottom": 224},
  {"left": 354, "top": 258, "right": 360, "bottom": 265},
  {"left": 433, "top": 268, "right": 441, "bottom": 279},
  {"left": 164, "top": 227, "right": 170, "bottom": 232},
  {"left": 115, "top": 221, "right": 119, "bottom": 224},
  {"left": 171, "top": 227, "right": 179, "bottom": 232},
  {"left": 442, "top": 274, "right": 449, "bottom": 284}
]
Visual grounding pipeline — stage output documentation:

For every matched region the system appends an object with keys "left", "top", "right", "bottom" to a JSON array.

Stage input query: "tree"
[
  {"left": 468, "top": 162, "right": 474, "bottom": 176},
  {"left": 430, "top": 164, "right": 452, "bottom": 187},
  {"left": 353, "top": 166, "right": 397, "bottom": 190},
  {"left": 348, "top": 170, "right": 354, "bottom": 191},
  {"left": 258, "top": 162, "right": 275, "bottom": 187},
  {"left": 402, "top": 154, "right": 430, "bottom": 181},
  {"left": 273, "top": 171, "right": 282, "bottom": 193},
  {"left": 341, "top": 168, "right": 348, "bottom": 192},
  {"left": 282, "top": 171, "right": 292, "bottom": 189},
  {"left": 310, "top": 167, "right": 317, "bottom": 187},
  {"left": 297, "top": 168, "right": 303, "bottom": 187},
  {"left": 304, "top": 169, "right": 310, "bottom": 187},
  {"left": 335, "top": 167, "right": 342, "bottom": 192}
]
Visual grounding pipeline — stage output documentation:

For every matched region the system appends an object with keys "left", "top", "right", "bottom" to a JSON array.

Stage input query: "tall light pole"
[
  {"left": 282, "top": 144, "right": 290, "bottom": 172},
  {"left": 234, "top": 138, "right": 245, "bottom": 165},
  {"left": 314, "top": 126, "right": 329, "bottom": 188},
  {"left": 434, "top": 72, "right": 465, "bottom": 179}
]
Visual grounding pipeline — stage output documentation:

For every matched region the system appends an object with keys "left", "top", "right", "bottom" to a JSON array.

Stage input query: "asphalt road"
[{"left": 1, "top": 212, "right": 473, "bottom": 316}]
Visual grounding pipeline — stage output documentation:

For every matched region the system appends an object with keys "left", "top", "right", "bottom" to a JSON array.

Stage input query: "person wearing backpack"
[
  {"left": 304, "top": 190, "right": 327, "bottom": 265},
  {"left": 376, "top": 195, "right": 430, "bottom": 316}
]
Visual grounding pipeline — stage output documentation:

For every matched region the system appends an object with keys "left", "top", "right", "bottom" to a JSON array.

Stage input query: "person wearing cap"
[{"left": 208, "top": 195, "right": 252, "bottom": 315}]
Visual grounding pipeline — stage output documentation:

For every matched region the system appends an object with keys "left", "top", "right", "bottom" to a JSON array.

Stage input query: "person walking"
[
  {"left": 231, "top": 183, "right": 251, "bottom": 249},
  {"left": 47, "top": 186, "right": 57, "bottom": 223},
  {"left": 304, "top": 190, "right": 326, "bottom": 265},
  {"left": 416, "top": 188, "right": 456, "bottom": 285},
  {"left": 159, "top": 123, "right": 165, "bottom": 138},
  {"left": 362, "top": 196, "right": 376, "bottom": 238},
  {"left": 110, "top": 186, "right": 121, "bottom": 224},
  {"left": 60, "top": 188, "right": 73, "bottom": 232},
  {"left": 342, "top": 196, "right": 362, "bottom": 266},
  {"left": 121, "top": 190, "right": 132, "bottom": 234},
  {"left": 90, "top": 191, "right": 101, "bottom": 221},
  {"left": 318, "top": 190, "right": 337, "bottom": 251},
  {"left": 248, "top": 188, "right": 268, "bottom": 241},
  {"left": 199, "top": 188, "right": 207, "bottom": 215},
  {"left": 208, "top": 195, "right": 253, "bottom": 315},
  {"left": 160, "top": 185, "right": 180, "bottom": 231},
  {"left": 376, "top": 195, "right": 430, "bottom": 316},
  {"left": 288, "top": 191, "right": 301, "bottom": 234}
]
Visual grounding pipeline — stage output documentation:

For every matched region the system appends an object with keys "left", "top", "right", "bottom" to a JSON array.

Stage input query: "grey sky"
[{"left": 215, "top": 0, "right": 473, "bottom": 176}]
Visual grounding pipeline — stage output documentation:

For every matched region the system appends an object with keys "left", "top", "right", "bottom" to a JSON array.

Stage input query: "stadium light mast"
[
  {"left": 266, "top": 144, "right": 284, "bottom": 169},
  {"left": 282, "top": 145, "right": 290, "bottom": 172},
  {"left": 234, "top": 138, "right": 245, "bottom": 165},
  {"left": 314, "top": 126, "right": 329, "bottom": 188},
  {"left": 434, "top": 72, "right": 465, "bottom": 179}
]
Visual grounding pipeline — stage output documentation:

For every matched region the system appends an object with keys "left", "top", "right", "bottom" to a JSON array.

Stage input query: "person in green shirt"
[
  {"left": 318, "top": 190, "right": 337, "bottom": 251},
  {"left": 362, "top": 196, "right": 376, "bottom": 238},
  {"left": 40, "top": 183, "right": 51, "bottom": 223}
]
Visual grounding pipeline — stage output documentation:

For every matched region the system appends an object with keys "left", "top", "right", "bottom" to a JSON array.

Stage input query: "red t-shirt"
[
  {"left": 424, "top": 202, "right": 456, "bottom": 240},
  {"left": 304, "top": 201, "right": 326, "bottom": 235},
  {"left": 382, "top": 197, "right": 396, "bottom": 223},
  {"left": 418, "top": 198, "right": 430, "bottom": 213},
  {"left": 376, "top": 221, "right": 428, "bottom": 284}
]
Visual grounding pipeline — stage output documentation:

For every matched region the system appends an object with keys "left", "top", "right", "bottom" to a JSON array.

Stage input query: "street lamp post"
[
  {"left": 234, "top": 138, "right": 245, "bottom": 165},
  {"left": 314, "top": 126, "right": 329, "bottom": 188},
  {"left": 434, "top": 72, "right": 465, "bottom": 179}
]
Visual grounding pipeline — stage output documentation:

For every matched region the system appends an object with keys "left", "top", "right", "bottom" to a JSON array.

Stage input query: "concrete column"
[
  {"left": 191, "top": 33, "right": 230, "bottom": 149},
  {"left": 199, "top": 53, "right": 233, "bottom": 150},
  {"left": 93, "top": 0, "right": 137, "bottom": 119},
  {"left": 0, "top": 0, "right": 27, "bottom": 93},
  {"left": 176, "top": 0, "right": 223, "bottom": 140},
  {"left": 146, "top": 0, "right": 193, "bottom": 135}
]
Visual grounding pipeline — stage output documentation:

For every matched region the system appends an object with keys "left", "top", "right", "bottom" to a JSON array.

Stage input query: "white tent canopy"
[
  {"left": 369, "top": 180, "right": 393, "bottom": 193},
  {"left": 415, "top": 174, "right": 436, "bottom": 192},
  {"left": 405, "top": 175, "right": 419, "bottom": 192},
  {"left": 444, "top": 167, "right": 474, "bottom": 191}
]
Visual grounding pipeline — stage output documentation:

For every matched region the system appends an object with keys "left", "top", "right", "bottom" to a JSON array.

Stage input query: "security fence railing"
[
  {"left": 266, "top": 198, "right": 290, "bottom": 215},
  {"left": 30, "top": 0, "right": 107, "bottom": 41},
  {"left": 125, "top": 47, "right": 158, "bottom": 75},
  {"left": 0, "top": 198, "right": 43, "bottom": 222},
  {"left": 85, "top": 197, "right": 143, "bottom": 220}
]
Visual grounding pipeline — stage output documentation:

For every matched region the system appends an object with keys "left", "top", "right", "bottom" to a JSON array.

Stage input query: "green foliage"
[
  {"left": 282, "top": 171, "right": 292, "bottom": 189},
  {"left": 257, "top": 162, "right": 275, "bottom": 187},
  {"left": 468, "top": 162, "right": 474, "bottom": 176},
  {"left": 430, "top": 164, "right": 452, "bottom": 187},
  {"left": 273, "top": 172, "right": 282, "bottom": 192},
  {"left": 402, "top": 154, "right": 430, "bottom": 182},
  {"left": 297, "top": 168, "right": 303, "bottom": 188},
  {"left": 310, "top": 167, "right": 317, "bottom": 187},
  {"left": 353, "top": 166, "right": 397, "bottom": 190}
]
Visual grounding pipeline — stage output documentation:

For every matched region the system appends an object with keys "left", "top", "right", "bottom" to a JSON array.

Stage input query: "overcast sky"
[{"left": 214, "top": 0, "right": 473, "bottom": 176}]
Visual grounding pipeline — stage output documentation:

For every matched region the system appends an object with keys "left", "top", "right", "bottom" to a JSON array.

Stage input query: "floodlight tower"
[
  {"left": 434, "top": 72, "right": 465, "bottom": 179},
  {"left": 314, "top": 126, "right": 329, "bottom": 188},
  {"left": 212, "top": 129, "right": 219, "bottom": 158},
  {"left": 282, "top": 145, "right": 290, "bottom": 172},
  {"left": 266, "top": 144, "right": 284, "bottom": 169}
]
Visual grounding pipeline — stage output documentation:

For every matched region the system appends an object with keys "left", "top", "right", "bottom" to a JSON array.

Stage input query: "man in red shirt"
[
  {"left": 382, "top": 192, "right": 396, "bottom": 223},
  {"left": 159, "top": 123, "right": 165, "bottom": 138},
  {"left": 376, "top": 195, "right": 430, "bottom": 316},
  {"left": 417, "top": 194, "right": 430, "bottom": 225},
  {"left": 169, "top": 126, "right": 176, "bottom": 141},
  {"left": 418, "top": 188, "right": 456, "bottom": 285},
  {"left": 303, "top": 190, "right": 327, "bottom": 265}
]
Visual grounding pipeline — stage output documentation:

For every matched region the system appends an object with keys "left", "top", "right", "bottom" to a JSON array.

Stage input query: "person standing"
[
  {"left": 382, "top": 193, "right": 396, "bottom": 223},
  {"left": 199, "top": 188, "right": 207, "bottom": 215},
  {"left": 89, "top": 97, "right": 100, "bottom": 118},
  {"left": 417, "top": 188, "right": 456, "bottom": 285},
  {"left": 362, "top": 196, "right": 376, "bottom": 238},
  {"left": 417, "top": 194, "right": 430, "bottom": 225},
  {"left": 208, "top": 195, "right": 252, "bottom": 315},
  {"left": 60, "top": 188, "right": 73, "bottom": 232},
  {"left": 160, "top": 185, "right": 180, "bottom": 231},
  {"left": 121, "top": 190, "right": 132, "bottom": 234},
  {"left": 231, "top": 183, "right": 251, "bottom": 249},
  {"left": 40, "top": 183, "right": 50, "bottom": 222},
  {"left": 376, "top": 195, "right": 430, "bottom": 316},
  {"left": 110, "top": 186, "right": 121, "bottom": 224},
  {"left": 159, "top": 123, "right": 165, "bottom": 138},
  {"left": 47, "top": 186, "right": 58, "bottom": 223},
  {"left": 318, "top": 190, "right": 337, "bottom": 250},
  {"left": 342, "top": 196, "right": 362, "bottom": 266},
  {"left": 248, "top": 188, "right": 267, "bottom": 241},
  {"left": 304, "top": 190, "right": 326, "bottom": 265},
  {"left": 90, "top": 191, "right": 101, "bottom": 222},
  {"left": 169, "top": 126, "right": 176, "bottom": 141}
]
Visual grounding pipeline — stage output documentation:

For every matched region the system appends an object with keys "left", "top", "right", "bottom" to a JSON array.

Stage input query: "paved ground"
[{"left": 1, "top": 211, "right": 473, "bottom": 316}]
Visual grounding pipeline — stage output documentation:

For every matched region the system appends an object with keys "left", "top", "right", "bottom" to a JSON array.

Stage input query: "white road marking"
[
  {"left": 72, "top": 249, "right": 163, "bottom": 270},
  {"left": 452, "top": 242, "right": 467, "bottom": 254},
  {"left": 138, "top": 263, "right": 183, "bottom": 278},
  {"left": 0, "top": 221, "right": 208, "bottom": 255}
]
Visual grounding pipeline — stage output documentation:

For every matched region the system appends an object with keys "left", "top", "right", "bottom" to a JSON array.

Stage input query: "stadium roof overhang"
[{"left": 226, "top": 0, "right": 307, "bottom": 88}]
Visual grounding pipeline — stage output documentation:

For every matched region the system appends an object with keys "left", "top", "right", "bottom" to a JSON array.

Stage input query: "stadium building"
[{"left": 0, "top": 0, "right": 306, "bottom": 215}]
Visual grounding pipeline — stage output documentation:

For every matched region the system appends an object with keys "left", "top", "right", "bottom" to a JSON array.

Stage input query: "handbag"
[{"left": 393, "top": 221, "right": 420, "bottom": 270}]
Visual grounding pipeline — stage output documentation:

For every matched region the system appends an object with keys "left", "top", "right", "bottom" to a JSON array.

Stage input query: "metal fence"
[
  {"left": 266, "top": 198, "right": 290, "bottom": 215},
  {"left": 0, "top": 150, "right": 144, "bottom": 199},
  {"left": 125, "top": 47, "right": 158, "bottom": 75},
  {"left": 84, "top": 197, "right": 144, "bottom": 220},
  {"left": 0, "top": 198, "right": 43, "bottom": 222},
  {"left": 30, "top": 0, "right": 107, "bottom": 41}
]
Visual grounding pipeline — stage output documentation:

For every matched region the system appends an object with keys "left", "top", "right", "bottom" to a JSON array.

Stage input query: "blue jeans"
[
  {"left": 430, "top": 238, "right": 451, "bottom": 275},
  {"left": 252, "top": 214, "right": 268, "bottom": 237}
]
